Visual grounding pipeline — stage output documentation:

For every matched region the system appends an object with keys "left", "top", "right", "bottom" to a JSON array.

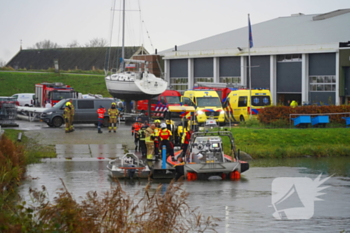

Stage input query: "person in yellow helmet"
[
  {"left": 63, "top": 102, "right": 72, "bottom": 133},
  {"left": 145, "top": 123, "right": 156, "bottom": 160},
  {"left": 108, "top": 102, "right": 119, "bottom": 133},
  {"left": 153, "top": 119, "right": 161, "bottom": 157},
  {"left": 290, "top": 100, "right": 298, "bottom": 108},
  {"left": 69, "top": 99, "right": 75, "bottom": 132}
]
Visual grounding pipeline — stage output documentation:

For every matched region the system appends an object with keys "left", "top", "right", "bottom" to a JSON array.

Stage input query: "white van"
[{"left": 11, "top": 93, "right": 35, "bottom": 106}]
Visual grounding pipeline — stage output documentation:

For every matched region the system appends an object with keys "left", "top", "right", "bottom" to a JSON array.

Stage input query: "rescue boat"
[
  {"left": 167, "top": 129, "right": 249, "bottom": 181},
  {"left": 107, "top": 153, "right": 150, "bottom": 179}
]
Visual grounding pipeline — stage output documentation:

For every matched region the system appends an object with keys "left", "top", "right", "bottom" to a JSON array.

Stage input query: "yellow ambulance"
[
  {"left": 223, "top": 89, "right": 272, "bottom": 121},
  {"left": 182, "top": 90, "right": 226, "bottom": 125}
]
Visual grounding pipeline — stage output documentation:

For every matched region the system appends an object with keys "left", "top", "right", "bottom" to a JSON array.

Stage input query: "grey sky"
[{"left": 1, "top": 0, "right": 349, "bottom": 64}]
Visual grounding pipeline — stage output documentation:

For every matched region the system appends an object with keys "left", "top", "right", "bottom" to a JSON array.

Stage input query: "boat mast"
[{"left": 121, "top": 0, "right": 125, "bottom": 72}]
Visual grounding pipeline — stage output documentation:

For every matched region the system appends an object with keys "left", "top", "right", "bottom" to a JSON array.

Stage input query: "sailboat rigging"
[{"left": 105, "top": 0, "right": 167, "bottom": 101}]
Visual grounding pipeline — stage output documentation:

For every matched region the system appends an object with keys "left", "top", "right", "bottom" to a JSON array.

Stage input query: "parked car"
[
  {"left": 11, "top": 93, "right": 35, "bottom": 106},
  {"left": 40, "top": 98, "right": 116, "bottom": 127}
]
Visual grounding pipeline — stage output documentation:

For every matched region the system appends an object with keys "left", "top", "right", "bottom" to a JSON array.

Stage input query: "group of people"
[
  {"left": 97, "top": 102, "right": 120, "bottom": 133},
  {"left": 131, "top": 118, "right": 193, "bottom": 161},
  {"left": 63, "top": 101, "right": 120, "bottom": 134}
]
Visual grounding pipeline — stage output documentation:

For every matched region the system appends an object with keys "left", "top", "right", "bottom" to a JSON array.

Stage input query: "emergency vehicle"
[
  {"left": 35, "top": 82, "right": 78, "bottom": 107},
  {"left": 193, "top": 86, "right": 233, "bottom": 102},
  {"left": 182, "top": 90, "right": 226, "bottom": 125},
  {"left": 223, "top": 89, "right": 272, "bottom": 122},
  {"left": 136, "top": 90, "right": 181, "bottom": 118}
]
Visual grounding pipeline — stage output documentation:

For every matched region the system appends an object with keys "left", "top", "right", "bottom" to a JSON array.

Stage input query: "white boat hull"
[{"left": 105, "top": 72, "right": 167, "bottom": 100}]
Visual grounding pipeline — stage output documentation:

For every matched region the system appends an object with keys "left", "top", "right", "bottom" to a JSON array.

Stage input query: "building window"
[
  {"left": 194, "top": 77, "right": 213, "bottom": 83},
  {"left": 219, "top": 77, "right": 241, "bottom": 84},
  {"left": 309, "top": 76, "right": 336, "bottom": 92},
  {"left": 277, "top": 54, "right": 302, "bottom": 62},
  {"left": 170, "top": 78, "right": 188, "bottom": 91}
]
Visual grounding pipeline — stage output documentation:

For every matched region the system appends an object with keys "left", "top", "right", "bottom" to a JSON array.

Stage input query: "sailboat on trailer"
[{"left": 105, "top": 0, "right": 167, "bottom": 101}]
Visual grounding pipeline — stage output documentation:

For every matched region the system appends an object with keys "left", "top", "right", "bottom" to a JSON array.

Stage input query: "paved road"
[{"left": 6, "top": 120, "right": 136, "bottom": 158}]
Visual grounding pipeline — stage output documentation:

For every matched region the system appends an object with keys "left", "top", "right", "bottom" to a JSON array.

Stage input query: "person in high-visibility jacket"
[
  {"left": 145, "top": 123, "right": 156, "bottom": 160},
  {"left": 153, "top": 119, "right": 161, "bottom": 157},
  {"left": 97, "top": 105, "right": 106, "bottom": 133},
  {"left": 63, "top": 102, "right": 72, "bottom": 133},
  {"left": 290, "top": 100, "right": 298, "bottom": 108},
  {"left": 69, "top": 99, "right": 75, "bottom": 132},
  {"left": 138, "top": 124, "right": 147, "bottom": 158},
  {"left": 159, "top": 123, "right": 175, "bottom": 161},
  {"left": 108, "top": 102, "right": 119, "bottom": 133},
  {"left": 181, "top": 127, "right": 193, "bottom": 158},
  {"left": 132, "top": 118, "right": 142, "bottom": 151}
]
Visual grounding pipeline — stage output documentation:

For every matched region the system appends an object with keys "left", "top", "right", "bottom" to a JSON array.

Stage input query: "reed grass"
[{"left": 9, "top": 179, "right": 218, "bottom": 233}]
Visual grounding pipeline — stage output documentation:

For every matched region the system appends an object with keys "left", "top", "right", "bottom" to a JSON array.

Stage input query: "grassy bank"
[
  {"left": 0, "top": 71, "right": 109, "bottom": 97},
  {"left": 229, "top": 127, "right": 350, "bottom": 159},
  {"left": 4, "top": 129, "right": 56, "bottom": 160}
]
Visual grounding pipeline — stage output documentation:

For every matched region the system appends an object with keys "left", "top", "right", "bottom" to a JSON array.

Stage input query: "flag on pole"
[{"left": 248, "top": 14, "right": 253, "bottom": 48}]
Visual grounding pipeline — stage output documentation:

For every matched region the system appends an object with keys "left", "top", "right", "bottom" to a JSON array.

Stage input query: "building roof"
[
  {"left": 6, "top": 46, "right": 147, "bottom": 70},
  {"left": 162, "top": 9, "right": 350, "bottom": 53}
]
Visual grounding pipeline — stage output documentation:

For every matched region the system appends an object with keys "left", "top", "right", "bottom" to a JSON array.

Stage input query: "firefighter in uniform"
[
  {"left": 131, "top": 118, "right": 143, "bottom": 151},
  {"left": 145, "top": 123, "right": 156, "bottom": 160},
  {"left": 138, "top": 124, "right": 147, "bottom": 158},
  {"left": 181, "top": 126, "right": 193, "bottom": 158},
  {"left": 69, "top": 99, "right": 75, "bottom": 132},
  {"left": 153, "top": 119, "right": 161, "bottom": 157},
  {"left": 159, "top": 123, "right": 176, "bottom": 161},
  {"left": 108, "top": 102, "right": 119, "bottom": 133},
  {"left": 63, "top": 102, "right": 72, "bottom": 133},
  {"left": 97, "top": 105, "right": 106, "bottom": 133}
]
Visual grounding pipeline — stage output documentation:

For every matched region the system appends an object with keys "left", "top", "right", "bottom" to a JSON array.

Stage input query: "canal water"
[{"left": 19, "top": 157, "right": 350, "bottom": 232}]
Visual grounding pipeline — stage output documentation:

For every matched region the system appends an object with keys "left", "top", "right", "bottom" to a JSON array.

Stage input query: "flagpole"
[{"left": 248, "top": 14, "right": 252, "bottom": 119}]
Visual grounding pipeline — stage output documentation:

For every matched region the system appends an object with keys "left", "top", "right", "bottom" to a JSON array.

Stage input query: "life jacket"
[
  {"left": 159, "top": 129, "right": 172, "bottom": 140},
  {"left": 97, "top": 108, "right": 106, "bottom": 118},
  {"left": 183, "top": 130, "right": 192, "bottom": 145},
  {"left": 131, "top": 122, "right": 142, "bottom": 133}
]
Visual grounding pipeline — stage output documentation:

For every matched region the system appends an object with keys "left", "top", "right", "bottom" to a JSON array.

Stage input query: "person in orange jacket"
[
  {"left": 97, "top": 105, "right": 106, "bottom": 133},
  {"left": 131, "top": 118, "right": 143, "bottom": 151},
  {"left": 159, "top": 123, "right": 175, "bottom": 161}
]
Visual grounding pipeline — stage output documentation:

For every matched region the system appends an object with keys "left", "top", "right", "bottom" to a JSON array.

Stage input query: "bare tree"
[
  {"left": 0, "top": 59, "right": 6, "bottom": 67},
  {"left": 67, "top": 40, "right": 80, "bottom": 48},
  {"left": 29, "top": 40, "right": 60, "bottom": 49},
  {"left": 85, "top": 38, "right": 108, "bottom": 47}
]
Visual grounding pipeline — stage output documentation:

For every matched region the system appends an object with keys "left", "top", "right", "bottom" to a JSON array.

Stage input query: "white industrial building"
[{"left": 161, "top": 9, "right": 350, "bottom": 106}]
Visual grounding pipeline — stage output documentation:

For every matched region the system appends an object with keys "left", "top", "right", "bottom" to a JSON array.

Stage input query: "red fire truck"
[
  {"left": 35, "top": 82, "right": 78, "bottom": 107},
  {"left": 136, "top": 90, "right": 181, "bottom": 118}
]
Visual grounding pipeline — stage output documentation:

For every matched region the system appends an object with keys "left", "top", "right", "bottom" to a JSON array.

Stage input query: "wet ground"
[{"left": 7, "top": 120, "right": 350, "bottom": 232}]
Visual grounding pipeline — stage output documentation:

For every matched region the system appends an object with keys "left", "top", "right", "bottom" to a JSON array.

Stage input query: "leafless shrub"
[{"left": 26, "top": 178, "right": 219, "bottom": 232}]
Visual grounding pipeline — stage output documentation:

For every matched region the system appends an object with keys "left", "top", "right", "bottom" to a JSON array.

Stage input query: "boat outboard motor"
[{"left": 128, "top": 164, "right": 136, "bottom": 179}]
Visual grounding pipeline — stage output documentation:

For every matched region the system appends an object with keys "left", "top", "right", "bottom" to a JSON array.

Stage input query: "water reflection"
[
  {"left": 19, "top": 157, "right": 350, "bottom": 232},
  {"left": 251, "top": 157, "right": 350, "bottom": 177}
]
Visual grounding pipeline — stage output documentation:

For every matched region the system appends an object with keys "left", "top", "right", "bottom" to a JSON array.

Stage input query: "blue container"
[
  {"left": 291, "top": 116, "right": 311, "bottom": 126},
  {"left": 311, "top": 116, "right": 329, "bottom": 126},
  {"left": 342, "top": 117, "right": 350, "bottom": 126}
]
